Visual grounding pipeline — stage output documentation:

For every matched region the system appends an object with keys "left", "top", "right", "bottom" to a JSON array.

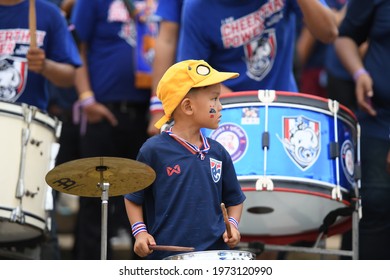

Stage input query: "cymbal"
[{"left": 45, "top": 157, "right": 156, "bottom": 197}]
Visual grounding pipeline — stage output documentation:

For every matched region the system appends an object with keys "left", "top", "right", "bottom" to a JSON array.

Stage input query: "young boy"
[{"left": 124, "top": 59, "right": 246, "bottom": 260}]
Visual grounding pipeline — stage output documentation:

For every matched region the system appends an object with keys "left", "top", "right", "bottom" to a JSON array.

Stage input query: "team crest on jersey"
[
  {"left": 210, "top": 158, "right": 222, "bottom": 183},
  {"left": 0, "top": 57, "right": 27, "bottom": 102},
  {"left": 244, "top": 29, "right": 276, "bottom": 82},
  {"left": 279, "top": 115, "right": 320, "bottom": 170},
  {"left": 341, "top": 140, "right": 355, "bottom": 184}
]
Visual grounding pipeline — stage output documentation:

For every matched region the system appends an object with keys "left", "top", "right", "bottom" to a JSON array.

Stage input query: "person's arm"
[
  {"left": 151, "top": 21, "right": 179, "bottom": 98},
  {"left": 27, "top": 47, "right": 76, "bottom": 87},
  {"left": 148, "top": 21, "right": 179, "bottom": 135},
  {"left": 297, "top": 0, "right": 338, "bottom": 43},
  {"left": 74, "top": 43, "right": 93, "bottom": 95},
  {"left": 223, "top": 203, "right": 243, "bottom": 248},
  {"left": 334, "top": 37, "right": 375, "bottom": 116},
  {"left": 61, "top": 0, "right": 75, "bottom": 18},
  {"left": 124, "top": 198, "right": 156, "bottom": 257},
  {"left": 74, "top": 42, "right": 117, "bottom": 125},
  {"left": 295, "top": 27, "right": 316, "bottom": 67}
]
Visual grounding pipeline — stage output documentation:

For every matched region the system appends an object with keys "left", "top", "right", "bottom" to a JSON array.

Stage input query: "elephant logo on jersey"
[
  {"left": 279, "top": 115, "right": 320, "bottom": 170},
  {"left": 210, "top": 158, "right": 222, "bottom": 183},
  {"left": 244, "top": 29, "right": 276, "bottom": 81},
  {"left": 0, "top": 57, "right": 27, "bottom": 102}
]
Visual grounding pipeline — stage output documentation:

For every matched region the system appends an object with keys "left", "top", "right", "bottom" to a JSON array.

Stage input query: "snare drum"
[
  {"left": 203, "top": 91, "right": 359, "bottom": 244},
  {"left": 164, "top": 250, "right": 255, "bottom": 260},
  {"left": 0, "top": 102, "right": 61, "bottom": 243}
]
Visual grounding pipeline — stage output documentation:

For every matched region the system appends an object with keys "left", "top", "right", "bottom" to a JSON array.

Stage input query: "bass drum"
[
  {"left": 203, "top": 91, "right": 359, "bottom": 245},
  {"left": 0, "top": 102, "right": 61, "bottom": 243}
]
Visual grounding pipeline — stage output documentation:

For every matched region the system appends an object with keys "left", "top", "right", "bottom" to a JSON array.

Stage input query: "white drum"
[
  {"left": 0, "top": 102, "right": 61, "bottom": 243},
  {"left": 164, "top": 250, "right": 255, "bottom": 260}
]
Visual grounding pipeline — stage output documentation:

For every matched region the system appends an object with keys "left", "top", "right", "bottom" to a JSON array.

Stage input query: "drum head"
[{"left": 164, "top": 250, "right": 255, "bottom": 260}]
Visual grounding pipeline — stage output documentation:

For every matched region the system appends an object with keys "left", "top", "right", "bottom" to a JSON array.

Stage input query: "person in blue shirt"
[
  {"left": 296, "top": 0, "right": 347, "bottom": 98},
  {"left": 0, "top": 0, "right": 81, "bottom": 111},
  {"left": 149, "top": 0, "right": 338, "bottom": 138},
  {"left": 148, "top": 0, "right": 183, "bottom": 136},
  {"left": 71, "top": 0, "right": 153, "bottom": 259},
  {"left": 0, "top": 0, "right": 81, "bottom": 260},
  {"left": 177, "top": 0, "right": 337, "bottom": 93},
  {"left": 124, "top": 59, "right": 246, "bottom": 260},
  {"left": 335, "top": 0, "right": 390, "bottom": 260}
]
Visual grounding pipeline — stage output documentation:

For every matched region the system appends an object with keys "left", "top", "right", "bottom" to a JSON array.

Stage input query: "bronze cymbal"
[{"left": 45, "top": 157, "right": 156, "bottom": 197}]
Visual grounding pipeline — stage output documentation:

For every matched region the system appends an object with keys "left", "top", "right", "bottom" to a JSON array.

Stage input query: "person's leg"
[
  {"left": 110, "top": 103, "right": 149, "bottom": 260},
  {"left": 359, "top": 137, "right": 390, "bottom": 259}
]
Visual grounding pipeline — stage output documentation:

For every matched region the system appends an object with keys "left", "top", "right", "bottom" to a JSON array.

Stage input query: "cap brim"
[
  {"left": 193, "top": 72, "right": 239, "bottom": 88},
  {"left": 154, "top": 114, "right": 170, "bottom": 129}
]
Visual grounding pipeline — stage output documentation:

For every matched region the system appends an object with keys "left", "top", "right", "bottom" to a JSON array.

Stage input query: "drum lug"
[
  {"left": 55, "top": 119, "right": 63, "bottom": 139},
  {"left": 258, "top": 90, "right": 276, "bottom": 103},
  {"left": 10, "top": 206, "right": 25, "bottom": 224},
  {"left": 331, "top": 186, "right": 343, "bottom": 201},
  {"left": 255, "top": 177, "right": 274, "bottom": 191},
  {"left": 46, "top": 215, "right": 52, "bottom": 232},
  {"left": 328, "top": 99, "right": 339, "bottom": 114},
  {"left": 15, "top": 128, "right": 30, "bottom": 199},
  {"left": 22, "top": 103, "right": 36, "bottom": 123}
]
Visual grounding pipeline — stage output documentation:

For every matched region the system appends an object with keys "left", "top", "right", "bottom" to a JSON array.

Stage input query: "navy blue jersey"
[
  {"left": 339, "top": 0, "right": 390, "bottom": 140},
  {"left": 125, "top": 131, "right": 246, "bottom": 260}
]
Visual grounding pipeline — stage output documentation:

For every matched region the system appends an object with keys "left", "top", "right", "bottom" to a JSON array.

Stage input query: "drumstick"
[
  {"left": 221, "top": 203, "right": 232, "bottom": 238},
  {"left": 29, "top": 0, "right": 37, "bottom": 48},
  {"left": 148, "top": 245, "right": 195, "bottom": 252}
]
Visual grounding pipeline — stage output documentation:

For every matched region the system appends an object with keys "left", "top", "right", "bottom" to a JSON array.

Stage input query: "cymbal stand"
[
  {"left": 99, "top": 181, "right": 109, "bottom": 260},
  {"left": 97, "top": 164, "right": 109, "bottom": 260}
]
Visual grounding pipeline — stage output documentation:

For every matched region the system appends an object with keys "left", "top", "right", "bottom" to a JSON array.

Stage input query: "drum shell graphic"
[{"left": 203, "top": 91, "right": 359, "bottom": 244}]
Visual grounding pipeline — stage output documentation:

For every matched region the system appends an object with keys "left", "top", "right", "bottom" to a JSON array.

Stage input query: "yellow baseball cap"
[{"left": 155, "top": 59, "right": 239, "bottom": 129}]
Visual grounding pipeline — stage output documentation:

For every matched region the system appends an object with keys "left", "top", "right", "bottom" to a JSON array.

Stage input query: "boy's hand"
[
  {"left": 133, "top": 232, "right": 156, "bottom": 258},
  {"left": 223, "top": 226, "right": 241, "bottom": 248}
]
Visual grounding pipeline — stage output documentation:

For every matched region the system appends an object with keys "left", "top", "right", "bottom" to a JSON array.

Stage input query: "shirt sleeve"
[
  {"left": 45, "top": 4, "right": 81, "bottom": 66},
  {"left": 155, "top": 0, "right": 182, "bottom": 24},
  {"left": 123, "top": 151, "right": 147, "bottom": 204},
  {"left": 70, "top": 0, "right": 97, "bottom": 42},
  {"left": 339, "top": 0, "right": 376, "bottom": 45}
]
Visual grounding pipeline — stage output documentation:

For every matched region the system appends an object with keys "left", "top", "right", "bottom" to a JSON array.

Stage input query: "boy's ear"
[{"left": 180, "top": 98, "right": 193, "bottom": 115}]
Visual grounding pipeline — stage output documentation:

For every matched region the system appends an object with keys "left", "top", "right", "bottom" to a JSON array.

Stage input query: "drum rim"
[
  {"left": 239, "top": 175, "right": 353, "bottom": 193},
  {"left": 220, "top": 91, "right": 358, "bottom": 125},
  {"left": 0, "top": 206, "right": 46, "bottom": 225},
  {"left": 164, "top": 250, "right": 256, "bottom": 260},
  {"left": 0, "top": 101, "right": 59, "bottom": 131}
]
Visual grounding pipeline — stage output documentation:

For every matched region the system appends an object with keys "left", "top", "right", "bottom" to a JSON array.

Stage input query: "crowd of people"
[{"left": 0, "top": 0, "right": 389, "bottom": 260}]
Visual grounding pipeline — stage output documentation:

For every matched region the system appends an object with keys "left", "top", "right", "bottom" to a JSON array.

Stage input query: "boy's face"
[{"left": 189, "top": 83, "right": 223, "bottom": 130}]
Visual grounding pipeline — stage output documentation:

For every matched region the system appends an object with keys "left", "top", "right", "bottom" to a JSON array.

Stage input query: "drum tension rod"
[
  {"left": 328, "top": 100, "right": 342, "bottom": 201},
  {"left": 11, "top": 104, "right": 37, "bottom": 224},
  {"left": 257, "top": 89, "right": 275, "bottom": 192}
]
